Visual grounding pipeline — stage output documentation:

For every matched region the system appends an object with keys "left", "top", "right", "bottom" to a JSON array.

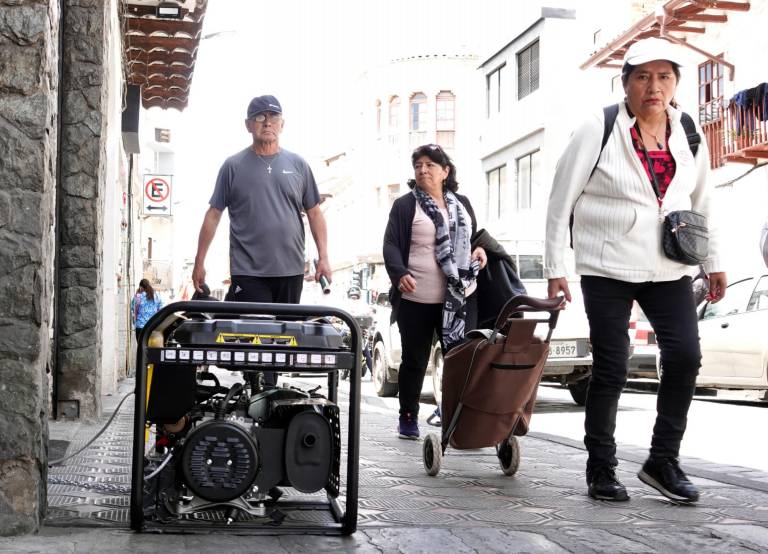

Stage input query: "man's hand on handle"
[
  {"left": 314, "top": 257, "right": 332, "bottom": 285},
  {"left": 192, "top": 207, "right": 222, "bottom": 294},
  {"left": 547, "top": 277, "right": 572, "bottom": 304},
  {"left": 192, "top": 262, "right": 206, "bottom": 294}
]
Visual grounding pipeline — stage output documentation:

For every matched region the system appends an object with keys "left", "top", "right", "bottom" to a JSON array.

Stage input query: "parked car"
[
  {"left": 370, "top": 280, "right": 597, "bottom": 405},
  {"left": 628, "top": 303, "right": 659, "bottom": 379},
  {"left": 657, "top": 274, "right": 768, "bottom": 393}
]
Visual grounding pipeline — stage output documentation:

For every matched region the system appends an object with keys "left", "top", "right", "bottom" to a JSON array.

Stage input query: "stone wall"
[
  {"left": 0, "top": 0, "right": 59, "bottom": 535},
  {"left": 56, "top": 0, "right": 110, "bottom": 419}
]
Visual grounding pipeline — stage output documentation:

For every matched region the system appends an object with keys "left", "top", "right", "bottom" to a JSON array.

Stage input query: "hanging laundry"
[
  {"left": 754, "top": 82, "right": 768, "bottom": 122},
  {"left": 730, "top": 87, "right": 755, "bottom": 134}
]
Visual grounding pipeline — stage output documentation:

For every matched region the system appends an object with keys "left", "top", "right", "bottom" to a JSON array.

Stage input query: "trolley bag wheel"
[
  {"left": 423, "top": 433, "right": 442, "bottom": 476},
  {"left": 497, "top": 437, "right": 520, "bottom": 476}
]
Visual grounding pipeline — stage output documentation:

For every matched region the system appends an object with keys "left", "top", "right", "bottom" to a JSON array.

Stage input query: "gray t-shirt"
[{"left": 209, "top": 147, "right": 320, "bottom": 277}]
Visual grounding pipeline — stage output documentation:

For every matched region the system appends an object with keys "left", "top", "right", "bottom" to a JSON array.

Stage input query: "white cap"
[{"left": 623, "top": 38, "right": 686, "bottom": 67}]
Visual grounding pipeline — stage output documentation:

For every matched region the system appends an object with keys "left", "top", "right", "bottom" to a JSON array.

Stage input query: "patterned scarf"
[{"left": 412, "top": 186, "right": 479, "bottom": 349}]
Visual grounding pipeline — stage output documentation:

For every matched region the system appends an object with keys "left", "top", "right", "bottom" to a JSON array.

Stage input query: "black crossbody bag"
[{"left": 637, "top": 132, "right": 708, "bottom": 266}]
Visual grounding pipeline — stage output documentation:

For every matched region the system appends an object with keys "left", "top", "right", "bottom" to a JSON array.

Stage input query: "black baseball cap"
[{"left": 246, "top": 95, "right": 282, "bottom": 119}]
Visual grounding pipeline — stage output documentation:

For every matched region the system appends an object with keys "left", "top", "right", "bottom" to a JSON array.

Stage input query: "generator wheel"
[
  {"left": 423, "top": 433, "right": 442, "bottom": 476},
  {"left": 498, "top": 436, "right": 520, "bottom": 476}
]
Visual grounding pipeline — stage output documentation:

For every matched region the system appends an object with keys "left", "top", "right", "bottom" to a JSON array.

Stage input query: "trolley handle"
[
  {"left": 492, "top": 294, "right": 565, "bottom": 330},
  {"left": 486, "top": 295, "right": 564, "bottom": 345}
]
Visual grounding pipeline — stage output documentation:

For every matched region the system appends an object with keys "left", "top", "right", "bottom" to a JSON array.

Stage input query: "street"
[{"left": 339, "top": 374, "right": 768, "bottom": 474}]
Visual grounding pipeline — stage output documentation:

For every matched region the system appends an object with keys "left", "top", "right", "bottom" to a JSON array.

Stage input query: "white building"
[
  {"left": 323, "top": 50, "right": 482, "bottom": 294},
  {"left": 476, "top": 7, "right": 592, "bottom": 279}
]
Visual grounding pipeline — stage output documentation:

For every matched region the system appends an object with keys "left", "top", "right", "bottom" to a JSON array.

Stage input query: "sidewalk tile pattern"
[{"left": 46, "top": 385, "right": 768, "bottom": 543}]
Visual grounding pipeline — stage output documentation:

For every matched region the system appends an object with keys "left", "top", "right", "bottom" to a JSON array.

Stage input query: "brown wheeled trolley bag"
[{"left": 423, "top": 294, "right": 564, "bottom": 476}]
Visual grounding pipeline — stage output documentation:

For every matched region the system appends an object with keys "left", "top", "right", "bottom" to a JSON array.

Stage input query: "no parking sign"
[{"left": 142, "top": 174, "right": 172, "bottom": 216}]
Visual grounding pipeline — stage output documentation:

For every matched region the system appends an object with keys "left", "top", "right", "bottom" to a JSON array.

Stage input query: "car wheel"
[
  {"left": 372, "top": 341, "right": 398, "bottom": 397},
  {"left": 431, "top": 346, "right": 444, "bottom": 406},
  {"left": 568, "top": 378, "right": 589, "bottom": 406}
]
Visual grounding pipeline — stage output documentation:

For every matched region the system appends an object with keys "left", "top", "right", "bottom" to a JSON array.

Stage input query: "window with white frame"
[
  {"left": 486, "top": 165, "right": 507, "bottom": 220},
  {"left": 516, "top": 150, "right": 541, "bottom": 210},
  {"left": 436, "top": 91, "right": 455, "bottom": 149},
  {"left": 517, "top": 40, "right": 539, "bottom": 100},
  {"left": 698, "top": 58, "right": 724, "bottom": 124},
  {"left": 486, "top": 64, "right": 505, "bottom": 117},
  {"left": 409, "top": 93, "right": 427, "bottom": 131}
]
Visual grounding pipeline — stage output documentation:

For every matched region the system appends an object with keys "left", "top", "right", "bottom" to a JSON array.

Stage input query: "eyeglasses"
[{"left": 251, "top": 112, "right": 282, "bottom": 123}]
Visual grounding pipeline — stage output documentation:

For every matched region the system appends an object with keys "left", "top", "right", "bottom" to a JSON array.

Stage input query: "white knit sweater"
[{"left": 544, "top": 102, "right": 722, "bottom": 283}]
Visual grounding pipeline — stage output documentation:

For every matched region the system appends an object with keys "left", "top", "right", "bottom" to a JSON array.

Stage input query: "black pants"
[
  {"left": 396, "top": 292, "right": 477, "bottom": 416},
  {"left": 226, "top": 274, "right": 304, "bottom": 386},
  {"left": 580, "top": 276, "right": 701, "bottom": 471}
]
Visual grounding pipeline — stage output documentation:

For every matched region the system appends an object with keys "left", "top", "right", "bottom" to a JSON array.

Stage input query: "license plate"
[{"left": 549, "top": 340, "right": 578, "bottom": 358}]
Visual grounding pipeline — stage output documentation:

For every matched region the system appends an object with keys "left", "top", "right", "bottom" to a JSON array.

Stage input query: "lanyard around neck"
[{"left": 634, "top": 122, "right": 662, "bottom": 201}]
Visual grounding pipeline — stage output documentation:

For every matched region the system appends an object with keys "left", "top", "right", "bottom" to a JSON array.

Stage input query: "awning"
[
  {"left": 581, "top": 0, "right": 750, "bottom": 80},
  {"left": 121, "top": 1, "right": 208, "bottom": 111}
]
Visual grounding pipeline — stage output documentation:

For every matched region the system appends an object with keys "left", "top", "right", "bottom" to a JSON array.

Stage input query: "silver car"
[{"left": 658, "top": 273, "right": 768, "bottom": 394}]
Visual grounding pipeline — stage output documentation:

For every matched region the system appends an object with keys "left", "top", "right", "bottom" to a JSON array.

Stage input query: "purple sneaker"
[{"left": 398, "top": 412, "right": 420, "bottom": 440}]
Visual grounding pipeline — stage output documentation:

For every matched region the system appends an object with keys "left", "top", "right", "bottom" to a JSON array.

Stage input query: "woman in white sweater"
[{"left": 545, "top": 38, "right": 727, "bottom": 504}]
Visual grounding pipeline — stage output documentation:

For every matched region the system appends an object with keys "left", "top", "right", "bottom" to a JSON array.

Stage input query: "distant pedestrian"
[
  {"left": 132, "top": 278, "right": 164, "bottom": 340},
  {"left": 761, "top": 217, "right": 768, "bottom": 268},
  {"left": 545, "top": 38, "right": 726, "bottom": 504}
]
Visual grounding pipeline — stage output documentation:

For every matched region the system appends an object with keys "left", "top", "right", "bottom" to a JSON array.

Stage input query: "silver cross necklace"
[{"left": 257, "top": 153, "right": 277, "bottom": 174}]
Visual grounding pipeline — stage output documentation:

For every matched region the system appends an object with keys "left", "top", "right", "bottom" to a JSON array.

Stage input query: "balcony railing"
[
  {"left": 702, "top": 118, "right": 725, "bottom": 169},
  {"left": 705, "top": 90, "right": 768, "bottom": 168},
  {"left": 723, "top": 97, "right": 768, "bottom": 164}
]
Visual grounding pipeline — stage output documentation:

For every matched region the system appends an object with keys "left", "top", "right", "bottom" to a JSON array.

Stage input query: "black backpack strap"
[
  {"left": 591, "top": 103, "right": 620, "bottom": 178},
  {"left": 680, "top": 111, "right": 701, "bottom": 157},
  {"left": 571, "top": 104, "right": 619, "bottom": 248}
]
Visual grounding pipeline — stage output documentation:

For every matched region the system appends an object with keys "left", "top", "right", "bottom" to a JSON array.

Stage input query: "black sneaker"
[
  {"left": 587, "top": 466, "right": 630, "bottom": 501},
  {"left": 638, "top": 457, "right": 699, "bottom": 503}
]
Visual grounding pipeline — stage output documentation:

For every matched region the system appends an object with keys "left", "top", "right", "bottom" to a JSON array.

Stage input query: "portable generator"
[{"left": 130, "top": 301, "right": 361, "bottom": 535}]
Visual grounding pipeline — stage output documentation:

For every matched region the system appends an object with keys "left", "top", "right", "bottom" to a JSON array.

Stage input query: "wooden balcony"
[{"left": 705, "top": 91, "right": 768, "bottom": 168}]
